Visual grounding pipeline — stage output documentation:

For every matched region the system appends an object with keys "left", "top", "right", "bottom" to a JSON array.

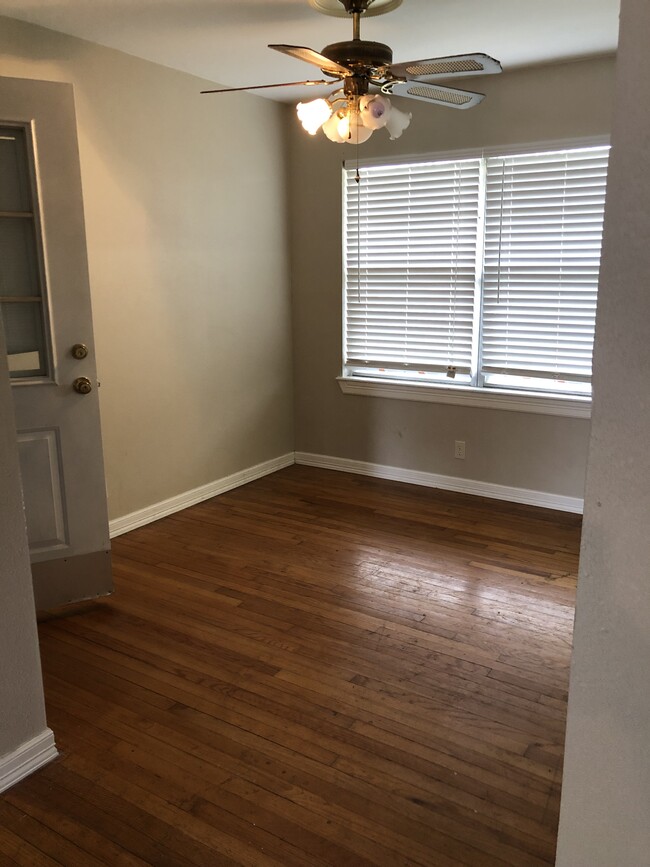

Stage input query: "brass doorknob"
[{"left": 73, "top": 376, "right": 92, "bottom": 395}]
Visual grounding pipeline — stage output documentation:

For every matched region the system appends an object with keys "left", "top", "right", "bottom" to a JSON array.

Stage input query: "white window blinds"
[
  {"left": 344, "top": 159, "right": 481, "bottom": 377},
  {"left": 343, "top": 143, "right": 609, "bottom": 397},
  {"left": 481, "top": 147, "right": 609, "bottom": 386}
]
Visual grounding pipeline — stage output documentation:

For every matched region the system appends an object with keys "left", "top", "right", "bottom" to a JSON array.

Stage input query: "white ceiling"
[{"left": 0, "top": 0, "right": 620, "bottom": 102}]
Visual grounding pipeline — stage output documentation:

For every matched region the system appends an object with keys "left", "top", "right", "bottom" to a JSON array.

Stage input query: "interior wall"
[
  {"left": 289, "top": 56, "right": 615, "bottom": 498},
  {"left": 556, "top": 0, "right": 650, "bottom": 861},
  {"left": 0, "top": 15, "right": 294, "bottom": 521},
  {"left": 0, "top": 322, "right": 49, "bottom": 761}
]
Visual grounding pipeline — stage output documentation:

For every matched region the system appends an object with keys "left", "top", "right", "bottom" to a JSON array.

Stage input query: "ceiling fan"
[{"left": 202, "top": 0, "right": 502, "bottom": 144}]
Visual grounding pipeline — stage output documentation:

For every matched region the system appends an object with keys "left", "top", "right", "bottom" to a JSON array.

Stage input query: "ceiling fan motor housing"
[{"left": 322, "top": 39, "right": 393, "bottom": 74}]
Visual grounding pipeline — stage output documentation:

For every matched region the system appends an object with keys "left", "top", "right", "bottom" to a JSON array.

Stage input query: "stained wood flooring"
[{"left": 1, "top": 466, "right": 581, "bottom": 866}]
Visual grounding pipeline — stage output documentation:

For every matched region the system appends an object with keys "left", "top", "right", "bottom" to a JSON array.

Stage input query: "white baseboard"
[
  {"left": 109, "top": 452, "right": 295, "bottom": 537},
  {"left": 109, "top": 448, "right": 582, "bottom": 539},
  {"left": 0, "top": 729, "right": 57, "bottom": 794},
  {"left": 295, "top": 451, "right": 584, "bottom": 514}
]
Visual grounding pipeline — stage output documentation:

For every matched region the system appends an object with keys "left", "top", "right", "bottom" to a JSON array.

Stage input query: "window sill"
[{"left": 337, "top": 376, "right": 592, "bottom": 419}]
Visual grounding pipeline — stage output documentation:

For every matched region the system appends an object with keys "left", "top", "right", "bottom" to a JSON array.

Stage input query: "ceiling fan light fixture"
[
  {"left": 296, "top": 98, "right": 333, "bottom": 134},
  {"left": 296, "top": 92, "right": 407, "bottom": 143},
  {"left": 322, "top": 111, "right": 348, "bottom": 142},
  {"left": 385, "top": 103, "right": 412, "bottom": 139},
  {"left": 343, "top": 116, "right": 373, "bottom": 144},
  {"left": 359, "top": 93, "right": 392, "bottom": 129}
]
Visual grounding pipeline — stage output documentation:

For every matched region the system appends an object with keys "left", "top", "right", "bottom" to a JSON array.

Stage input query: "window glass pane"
[
  {"left": 481, "top": 146, "right": 609, "bottom": 391},
  {"left": 0, "top": 124, "right": 50, "bottom": 380},
  {"left": 0, "top": 217, "right": 40, "bottom": 297},
  {"left": 0, "top": 127, "right": 31, "bottom": 213},
  {"left": 1, "top": 302, "right": 46, "bottom": 377},
  {"left": 344, "top": 158, "right": 481, "bottom": 376}
]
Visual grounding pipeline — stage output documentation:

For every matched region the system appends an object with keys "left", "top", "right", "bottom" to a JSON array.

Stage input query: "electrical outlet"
[{"left": 454, "top": 440, "right": 466, "bottom": 460}]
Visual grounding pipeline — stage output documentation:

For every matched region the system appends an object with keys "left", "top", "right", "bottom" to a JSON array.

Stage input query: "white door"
[{"left": 0, "top": 75, "right": 112, "bottom": 610}]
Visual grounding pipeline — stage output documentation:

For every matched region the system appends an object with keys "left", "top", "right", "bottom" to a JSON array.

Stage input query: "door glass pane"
[
  {"left": 0, "top": 127, "right": 31, "bottom": 212},
  {"left": 0, "top": 217, "right": 40, "bottom": 296},
  {"left": 1, "top": 301, "right": 46, "bottom": 377},
  {"left": 0, "top": 123, "right": 50, "bottom": 379}
]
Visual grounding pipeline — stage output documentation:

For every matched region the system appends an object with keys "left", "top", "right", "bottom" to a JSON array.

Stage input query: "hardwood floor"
[{"left": 1, "top": 466, "right": 581, "bottom": 866}]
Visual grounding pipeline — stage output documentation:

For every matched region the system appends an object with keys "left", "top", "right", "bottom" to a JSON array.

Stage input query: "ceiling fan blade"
[
  {"left": 390, "top": 53, "right": 502, "bottom": 80},
  {"left": 269, "top": 44, "right": 351, "bottom": 78},
  {"left": 384, "top": 80, "right": 485, "bottom": 110},
  {"left": 201, "top": 79, "right": 339, "bottom": 94}
]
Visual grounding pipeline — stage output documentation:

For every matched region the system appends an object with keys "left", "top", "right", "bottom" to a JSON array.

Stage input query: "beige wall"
[
  {"left": 0, "top": 322, "right": 48, "bottom": 761},
  {"left": 289, "top": 56, "right": 616, "bottom": 498},
  {"left": 556, "top": 1, "right": 650, "bottom": 861},
  {"left": 0, "top": 15, "right": 294, "bottom": 521}
]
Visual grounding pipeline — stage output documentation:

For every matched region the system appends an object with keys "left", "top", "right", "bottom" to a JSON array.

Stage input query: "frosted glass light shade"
[
  {"left": 385, "top": 104, "right": 412, "bottom": 140},
  {"left": 296, "top": 98, "right": 332, "bottom": 135},
  {"left": 338, "top": 112, "right": 373, "bottom": 144},
  {"left": 322, "top": 112, "right": 347, "bottom": 143},
  {"left": 360, "top": 94, "right": 392, "bottom": 130}
]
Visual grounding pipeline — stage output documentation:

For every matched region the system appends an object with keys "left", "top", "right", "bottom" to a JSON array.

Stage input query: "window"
[{"left": 342, "top": 142, "right": 610, "bottom": 412}]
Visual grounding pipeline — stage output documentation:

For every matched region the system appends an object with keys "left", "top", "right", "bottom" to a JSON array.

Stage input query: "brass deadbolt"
[{"left": 71, "top": 343, "right": 89, "bottom": 359}]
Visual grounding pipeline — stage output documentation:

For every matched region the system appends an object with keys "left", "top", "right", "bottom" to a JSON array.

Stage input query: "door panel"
[
  {"left": 17, "top": 429, "right": 67, "bottom": 551},
  {"left": 0, "top": 75, "right": 112, "bottom": 609}
]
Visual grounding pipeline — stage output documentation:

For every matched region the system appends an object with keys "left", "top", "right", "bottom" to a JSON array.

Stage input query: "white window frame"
[{"left": 339, "top": 136, "right": 610, "bottom": 418}]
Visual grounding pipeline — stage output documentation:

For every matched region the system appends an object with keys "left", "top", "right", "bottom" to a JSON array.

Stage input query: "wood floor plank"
[
  {"left": 43, "top": 629, "right": 552, "bottom": 825},
  {"left": 0, "top": 816, "right": 62, "bottom": 867},
  {"left": 108, "top": 571, "right": 569, "bottom": 732},
  {"left": 1, "top": 466, "right": 579, "bottom": 865}
]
